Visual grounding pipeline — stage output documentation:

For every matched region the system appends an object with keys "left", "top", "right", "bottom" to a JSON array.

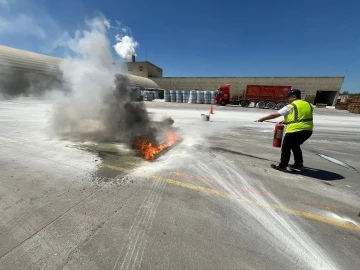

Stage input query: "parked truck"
[{"left": 215, "top": 84, "right": 292, "bottom": 109}]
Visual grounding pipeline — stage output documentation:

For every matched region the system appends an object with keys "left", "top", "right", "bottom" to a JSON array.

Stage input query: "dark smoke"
[
  {"left": 51, "top": 73, "right": 173, "bottom": 148},
  {"left": 48, "top": 16, "right": 176, "bottom": 149},
  {"left": 101, "top": 74, "right": 173, "bottom": 146}
]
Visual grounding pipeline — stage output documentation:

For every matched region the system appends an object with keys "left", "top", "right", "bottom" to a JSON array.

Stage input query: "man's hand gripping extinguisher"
[{"left": 273, "top": 122, "right": 284, "bottom": 147}]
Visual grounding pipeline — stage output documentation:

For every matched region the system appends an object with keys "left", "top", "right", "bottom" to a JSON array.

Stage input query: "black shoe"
[
  {"left": 271, "top": 164, "right": 288, "bottom": 172},
  {"left": 289, "top": 163, "right": 304, "bottom": 169}
]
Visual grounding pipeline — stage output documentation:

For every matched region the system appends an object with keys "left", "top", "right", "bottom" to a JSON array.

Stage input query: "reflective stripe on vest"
[{"left": 284, "top": 100, "right": 314, "bottom": 133}]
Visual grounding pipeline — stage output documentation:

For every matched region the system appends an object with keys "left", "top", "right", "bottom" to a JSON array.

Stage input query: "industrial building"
[
  {"left": 152, "top": 77, "right": 344, "bottom": 105},
  {"left": 0, "top": 45, "right": 344, "bottom": 105},
  {"left": 0, "top": 45, "right": 159, "bottom": 97},
  {"left": 126, "top": 57, "right": 344, "bottom": 106}
]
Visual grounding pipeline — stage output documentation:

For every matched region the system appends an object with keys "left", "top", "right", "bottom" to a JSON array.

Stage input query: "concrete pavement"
[{"left": 0, "top": 100, "right": 359, "bottom": 269}]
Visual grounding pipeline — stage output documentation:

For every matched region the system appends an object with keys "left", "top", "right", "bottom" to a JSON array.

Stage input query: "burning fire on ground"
[{"left": 135, "top": 132, "right": 181, "bottom": 161}]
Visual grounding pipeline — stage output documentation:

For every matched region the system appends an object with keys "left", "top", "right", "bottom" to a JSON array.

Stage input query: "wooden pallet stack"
[
  {"left": 335, "top": 98, "right": 352, "bottom": 110},
  {"left": 348, "top": 97, "right": 360, "bottom": 114},
  {"left": 315, "top": 103, "right": 327, "bottom": 108}
]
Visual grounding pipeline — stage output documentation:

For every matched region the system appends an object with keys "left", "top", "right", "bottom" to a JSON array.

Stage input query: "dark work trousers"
[{"left": 279, "top": 130, "right": 312, "bottom": 168}]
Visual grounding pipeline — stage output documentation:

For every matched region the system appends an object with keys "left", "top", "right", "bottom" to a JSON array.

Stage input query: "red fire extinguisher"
[{"left": 273, "top": 123, "right": 285, "bottom": 147}]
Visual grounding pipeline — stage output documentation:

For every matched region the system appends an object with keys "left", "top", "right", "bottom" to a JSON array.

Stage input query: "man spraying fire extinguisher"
[{"left": 255, "top": 89, "right": 314, "bottom": 172}]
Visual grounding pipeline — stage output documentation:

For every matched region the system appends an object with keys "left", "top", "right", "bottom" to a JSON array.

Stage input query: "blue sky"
[{"left": 0, "top": 0, "right": 359, "bottom": 92}]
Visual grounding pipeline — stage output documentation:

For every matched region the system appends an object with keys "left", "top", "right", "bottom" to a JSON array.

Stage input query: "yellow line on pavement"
[
  {"left": 103, "top": 164, "right": 360, "bottom": 232},
  {"left": 103, "top": 164, "right": 130, "bottom": 173}
]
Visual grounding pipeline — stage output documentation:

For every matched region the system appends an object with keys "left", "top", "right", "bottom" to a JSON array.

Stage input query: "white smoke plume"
[
  {"left": 113, "top": 34, "right": 139, "bottom": 60},
  {"left": 50, "top": 15, "right": 172, "bottom": 147}
]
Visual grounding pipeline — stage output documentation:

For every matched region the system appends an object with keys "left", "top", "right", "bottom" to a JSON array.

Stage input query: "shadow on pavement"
[
  {"left": 209, "top": 147, "right": 345, "bottom": 181},
  {"left": 289, "top": 167, "right": 344, "bottom": 181},
  {"left": 209, "top": 147, "right": 273, "bottom": 162}
]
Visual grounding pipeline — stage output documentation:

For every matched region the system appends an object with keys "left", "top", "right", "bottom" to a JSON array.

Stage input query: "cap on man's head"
[{"left": 286, "top": 89, "right": 302, "bottom": 99}]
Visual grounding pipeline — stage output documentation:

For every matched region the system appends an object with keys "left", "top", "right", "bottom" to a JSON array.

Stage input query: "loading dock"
[{"left": 314, "top": 90, "right": 338, "bottom": 106}]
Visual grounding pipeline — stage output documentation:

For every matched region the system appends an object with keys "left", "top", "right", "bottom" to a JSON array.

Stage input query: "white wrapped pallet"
[
  {"left": 170, "top": 90, "right": 176, "bottom": 102},
  {"left": 210, "top": 91, "right": 217, "bottom": 104},
  {"left": 204, "top": 91, "right": 211, "bottom": 104},
  {"left": 182, "top": 91, "right": 188, "bottom": 103},
  {"left": 188, "top": 90, "right": 197, "bottom": 104},
  {"left": 176, "top": 91, "right": 183, "bottom": 103},
  {"left": 153, "top": 91, "right": 159, "bottom": 99},
  {"left": 164, "top": 90, "right": 170, "bottom": 102},
  {"left": 196, "top": 90, "right": 204, "bottom": 104}
]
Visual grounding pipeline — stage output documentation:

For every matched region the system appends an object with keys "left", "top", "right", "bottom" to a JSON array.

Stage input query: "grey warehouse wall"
[{"left": 152, "top": 77, "right": 344, "bottom": 96}]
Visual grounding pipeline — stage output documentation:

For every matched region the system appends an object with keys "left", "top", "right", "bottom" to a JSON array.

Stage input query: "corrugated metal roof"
[
  {"left": 0, "top": 45, "right": 61, "bottom": 73},
  {"left": 0, "top": 45, "right": 159, "bottom": 89},
  {"left": 126, "top": 74, "right": 159, "bottom": 88}
]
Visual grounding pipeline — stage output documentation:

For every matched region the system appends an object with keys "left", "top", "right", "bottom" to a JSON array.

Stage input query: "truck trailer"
[{"left": 216, "top": 84, "right": 293, "bottom": 109}]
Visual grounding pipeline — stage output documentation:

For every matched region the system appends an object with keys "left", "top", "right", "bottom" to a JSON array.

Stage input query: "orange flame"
[{"left": 136, "top": 132, "right": 181, "bottom": 160}]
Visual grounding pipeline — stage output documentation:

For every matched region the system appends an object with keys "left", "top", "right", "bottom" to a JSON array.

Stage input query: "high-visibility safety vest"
[{"left": 284, "top": 100, "right": 314, "bottom": 133}]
